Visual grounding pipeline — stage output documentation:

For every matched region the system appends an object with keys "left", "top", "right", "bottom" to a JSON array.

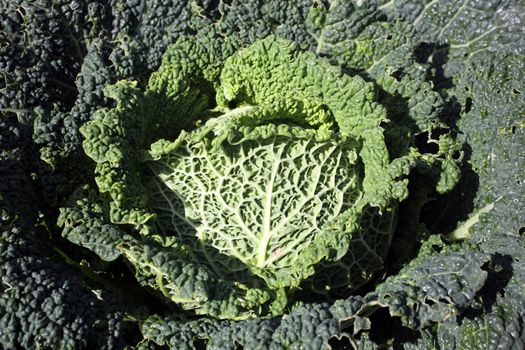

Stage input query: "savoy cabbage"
[{"left": 0, "top": 0, "right": 523, "bottom": 349}]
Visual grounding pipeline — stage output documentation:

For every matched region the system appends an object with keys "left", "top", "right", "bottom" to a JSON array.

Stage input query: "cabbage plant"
[{"left": 0, "top": 1, "right": 523, "bottom": 349}]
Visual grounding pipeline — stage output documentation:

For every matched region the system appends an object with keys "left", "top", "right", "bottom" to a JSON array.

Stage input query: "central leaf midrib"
[{"left": 256, "top": 145, "right": 282, "bottom": 268}]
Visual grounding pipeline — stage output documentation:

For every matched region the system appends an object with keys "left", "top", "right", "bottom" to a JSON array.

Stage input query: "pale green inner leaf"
[{"left": 147, "top": 132, "right": 362, "bottom": 287}]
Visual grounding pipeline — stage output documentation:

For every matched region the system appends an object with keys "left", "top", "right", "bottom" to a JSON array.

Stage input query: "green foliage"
[{"left": 1, "top": 0, "right": 523, "bottom": 349}]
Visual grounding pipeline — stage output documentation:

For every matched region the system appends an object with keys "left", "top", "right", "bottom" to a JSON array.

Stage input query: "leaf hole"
[
  {"left": 480, "top": 260, "right": 491, "bottom": 272},
  {"left": 465, "top": 97, "right": 472, "bottom": 113},
  {"left": 431, "top": 244, "right": 444, "bottom": 252},
  {"left": 386, "top": 34, "right": 392, "bottom": 41},
  {"left": 17, "top": 6, "right": 27, "bottom": 17},
  {"left": 366, "top": 308, "right": 420, "bottom": 344},
  {"left": 391, "top": 69, "right": 403, "bottom": 82},
  {"left": 512, "top": 88, "right": 521, "bottom": 95},
  {"left": 438, "top": 297, "right": 451, "bottom": 305},
  {"left": 519, "top": 227, "right": 524, "bottom": 237}
]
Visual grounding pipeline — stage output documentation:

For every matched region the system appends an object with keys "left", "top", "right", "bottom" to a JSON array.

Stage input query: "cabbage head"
[{"left": 56, "top": 35, "right": 459, "bottom": 320}]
